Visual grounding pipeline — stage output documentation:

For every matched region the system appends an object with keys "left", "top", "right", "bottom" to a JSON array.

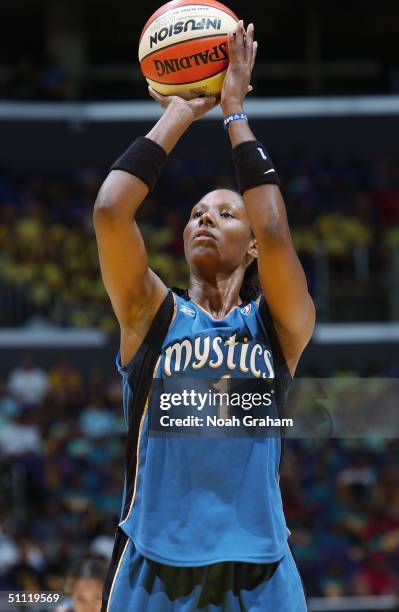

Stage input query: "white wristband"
[{"left": 223, "top": 113, "right": 248, "bottom": 130}]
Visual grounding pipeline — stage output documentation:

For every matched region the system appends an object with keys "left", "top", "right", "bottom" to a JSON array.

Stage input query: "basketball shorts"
[{"left": 101, "top": 528, "right": 308, "bottom": 612}]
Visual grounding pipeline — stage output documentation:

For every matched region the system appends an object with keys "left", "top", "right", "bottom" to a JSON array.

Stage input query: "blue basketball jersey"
[{"left": 116, "top": 289, "right": 292, "bottom": 566}]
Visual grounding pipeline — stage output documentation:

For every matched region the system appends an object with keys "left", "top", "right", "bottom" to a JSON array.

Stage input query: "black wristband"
[
  {"left": 110, "top": 136, "right": 168, "bottom": 193},
  {"left": 232, "top": 140, "right": 280, "bottom": 194}
]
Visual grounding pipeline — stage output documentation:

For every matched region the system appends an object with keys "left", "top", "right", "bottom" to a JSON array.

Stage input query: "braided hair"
[{"left": 239, "top": 257, "right": 260, "bottom": 303}]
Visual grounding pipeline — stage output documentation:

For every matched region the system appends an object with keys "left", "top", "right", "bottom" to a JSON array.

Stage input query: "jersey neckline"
[{"left": 188, "top": 298, "right": 243, "bottom": 321}]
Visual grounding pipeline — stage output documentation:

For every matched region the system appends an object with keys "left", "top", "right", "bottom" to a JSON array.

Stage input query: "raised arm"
[
  {"left": 93, "top": 94, "right": 217, "bottom": 365},
  {"left": 221, "top": 21, "right": 315, "bottom": 375}
]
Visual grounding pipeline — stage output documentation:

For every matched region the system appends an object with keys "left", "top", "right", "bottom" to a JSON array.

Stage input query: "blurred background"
[
  {"left": 0, "top": 1, "right": 399, "bottom": 610},
  {"left": 1, "top": 0, "right": 399, "bottom": 100}
]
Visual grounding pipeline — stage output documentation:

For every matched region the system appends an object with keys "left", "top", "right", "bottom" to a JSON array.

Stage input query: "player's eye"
[
  {"left": 221, "top": 211, "right": 233, "bottom": 218},
  {"left": 193, "top": 210, "right": 203, "bottom": 218}
]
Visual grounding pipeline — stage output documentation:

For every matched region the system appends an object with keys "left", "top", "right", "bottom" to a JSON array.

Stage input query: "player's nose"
[{"left": 198, "top": 211, "right": 216, "bottom": 227}]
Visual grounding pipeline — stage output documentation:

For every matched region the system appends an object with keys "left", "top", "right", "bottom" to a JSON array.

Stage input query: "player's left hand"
[{"left": 221, "top": 20, "right": 257, "bottom": 114}]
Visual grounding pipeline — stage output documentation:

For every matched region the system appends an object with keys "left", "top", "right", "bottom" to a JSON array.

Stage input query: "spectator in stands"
[
  {"left": 352, "top": 552, "right": 399, "bottom": 595},
  {"left": 0, "top": 525, "right": 19, "bottom": 578},
  {"left": 0, "top": 378, "right": 21, "bottom": 417},
  {"left": 61, "top": 557, "right": 108, "bottom": 612},
  {"left": 337, "top": 453, "right": 377, "bottom": 504},
  {"left": 0, "top": 408, "right": 41, "bottom": 456},
  {"left": 78, "top": 395, "right": 119, "bottom": 439},
  {"left": 48, "top": 360, "right": 83, "bottom": 395},
  {"left": 4, "top": 537, "right": 46, "bottom": 591},
  {"left": 7, "top": 357, "right": 49, "bottom": 406},
  {"left": 319, "top": 561, "right": 347, "bottom": 598}
]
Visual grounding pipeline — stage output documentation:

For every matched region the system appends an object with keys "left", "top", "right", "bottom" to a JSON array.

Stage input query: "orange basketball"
[{"left": 139, "top": 0, "right": 239, "bottom": 100}]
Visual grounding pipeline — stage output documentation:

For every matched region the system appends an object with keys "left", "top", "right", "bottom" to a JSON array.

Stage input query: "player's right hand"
[{"left": 148, "top": 86, "right": 218, "bottom": 122}]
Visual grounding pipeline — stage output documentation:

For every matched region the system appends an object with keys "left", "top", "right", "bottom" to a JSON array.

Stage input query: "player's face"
[
  {"left": 184, "top": 189, "right": 255, "bottom": 275},
  {"left": 72, "top": 578, "right": 103, "bottom": 612}
]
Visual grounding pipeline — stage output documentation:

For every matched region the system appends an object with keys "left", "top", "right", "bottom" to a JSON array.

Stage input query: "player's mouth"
[{"left": 192, "top": 230, "right": 216, "bottom": 241}]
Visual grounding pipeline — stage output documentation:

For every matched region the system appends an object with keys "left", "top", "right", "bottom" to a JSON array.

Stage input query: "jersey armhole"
[
  {"left": 257, "top": 295, "right": 293, "bottom": 383},
  {"left": 257, "top": 294, "right": 293, "bottom": 409},
  {"left": 257, "top": 295, "right": 293, "bottom": 474},
  {"left": 116, "top": 289, "right": 176, "bottom": 380}
]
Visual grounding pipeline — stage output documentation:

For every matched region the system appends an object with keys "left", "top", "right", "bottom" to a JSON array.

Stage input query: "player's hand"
[
  {"left": 221, "top": 21, "right": 257, "bottom": 116},
  {"left": 148, "top": 86, "right": 218, "bottom": 122}
]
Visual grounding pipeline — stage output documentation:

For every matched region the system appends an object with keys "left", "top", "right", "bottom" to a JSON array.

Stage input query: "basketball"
[{"left": 139, "top": 0, "right": 239, "bottom": 100}]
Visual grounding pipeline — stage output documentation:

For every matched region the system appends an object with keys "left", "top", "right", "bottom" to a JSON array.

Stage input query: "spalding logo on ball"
[{"left": 139, "top": 0, "right": 239, "bottom": 100}]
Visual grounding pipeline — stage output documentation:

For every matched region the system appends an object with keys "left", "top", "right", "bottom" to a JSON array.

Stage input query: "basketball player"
[{"left": 94, "top": 21, "right": 314, "bottom": 612}]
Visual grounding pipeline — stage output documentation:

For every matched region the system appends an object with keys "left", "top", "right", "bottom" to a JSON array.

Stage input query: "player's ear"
[
  {"left": 247, "top": 237, "right": 258, "bottom": 260},
  {"left": 244, "top": 239, "right": 257, "bottom": 269}
]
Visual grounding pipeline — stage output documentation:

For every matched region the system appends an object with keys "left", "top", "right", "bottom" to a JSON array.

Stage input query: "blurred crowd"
[
  {"left": 0, "top": 357, "right": 124, "bottom": 593},
  {"left": 282, "top": 434, "right": 399, "bottom": 598},
  {"left": 0, "top": 357, "right": 398, "bottom": 597},
  {"left": 0, "top": 152, "right": 398, "bottom": 329}
]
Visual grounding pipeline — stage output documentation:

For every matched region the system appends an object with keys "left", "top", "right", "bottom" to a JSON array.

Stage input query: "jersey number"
[{"left": 212, "top": 375, "right": 231, "bottom": 421}]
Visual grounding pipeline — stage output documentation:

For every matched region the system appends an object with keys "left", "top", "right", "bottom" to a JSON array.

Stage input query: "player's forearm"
[
  {"left": 242, "top": 176, "right": 315, "bottom": 343},
  {"left": 222, "top": 113, "right": 288, "bottom": 238},
  {"left": 242, "top": 183, "right": 291, "bottom": 241},
  {"left": 146, "top": 100, "right": 194, "bottom": 153}
]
